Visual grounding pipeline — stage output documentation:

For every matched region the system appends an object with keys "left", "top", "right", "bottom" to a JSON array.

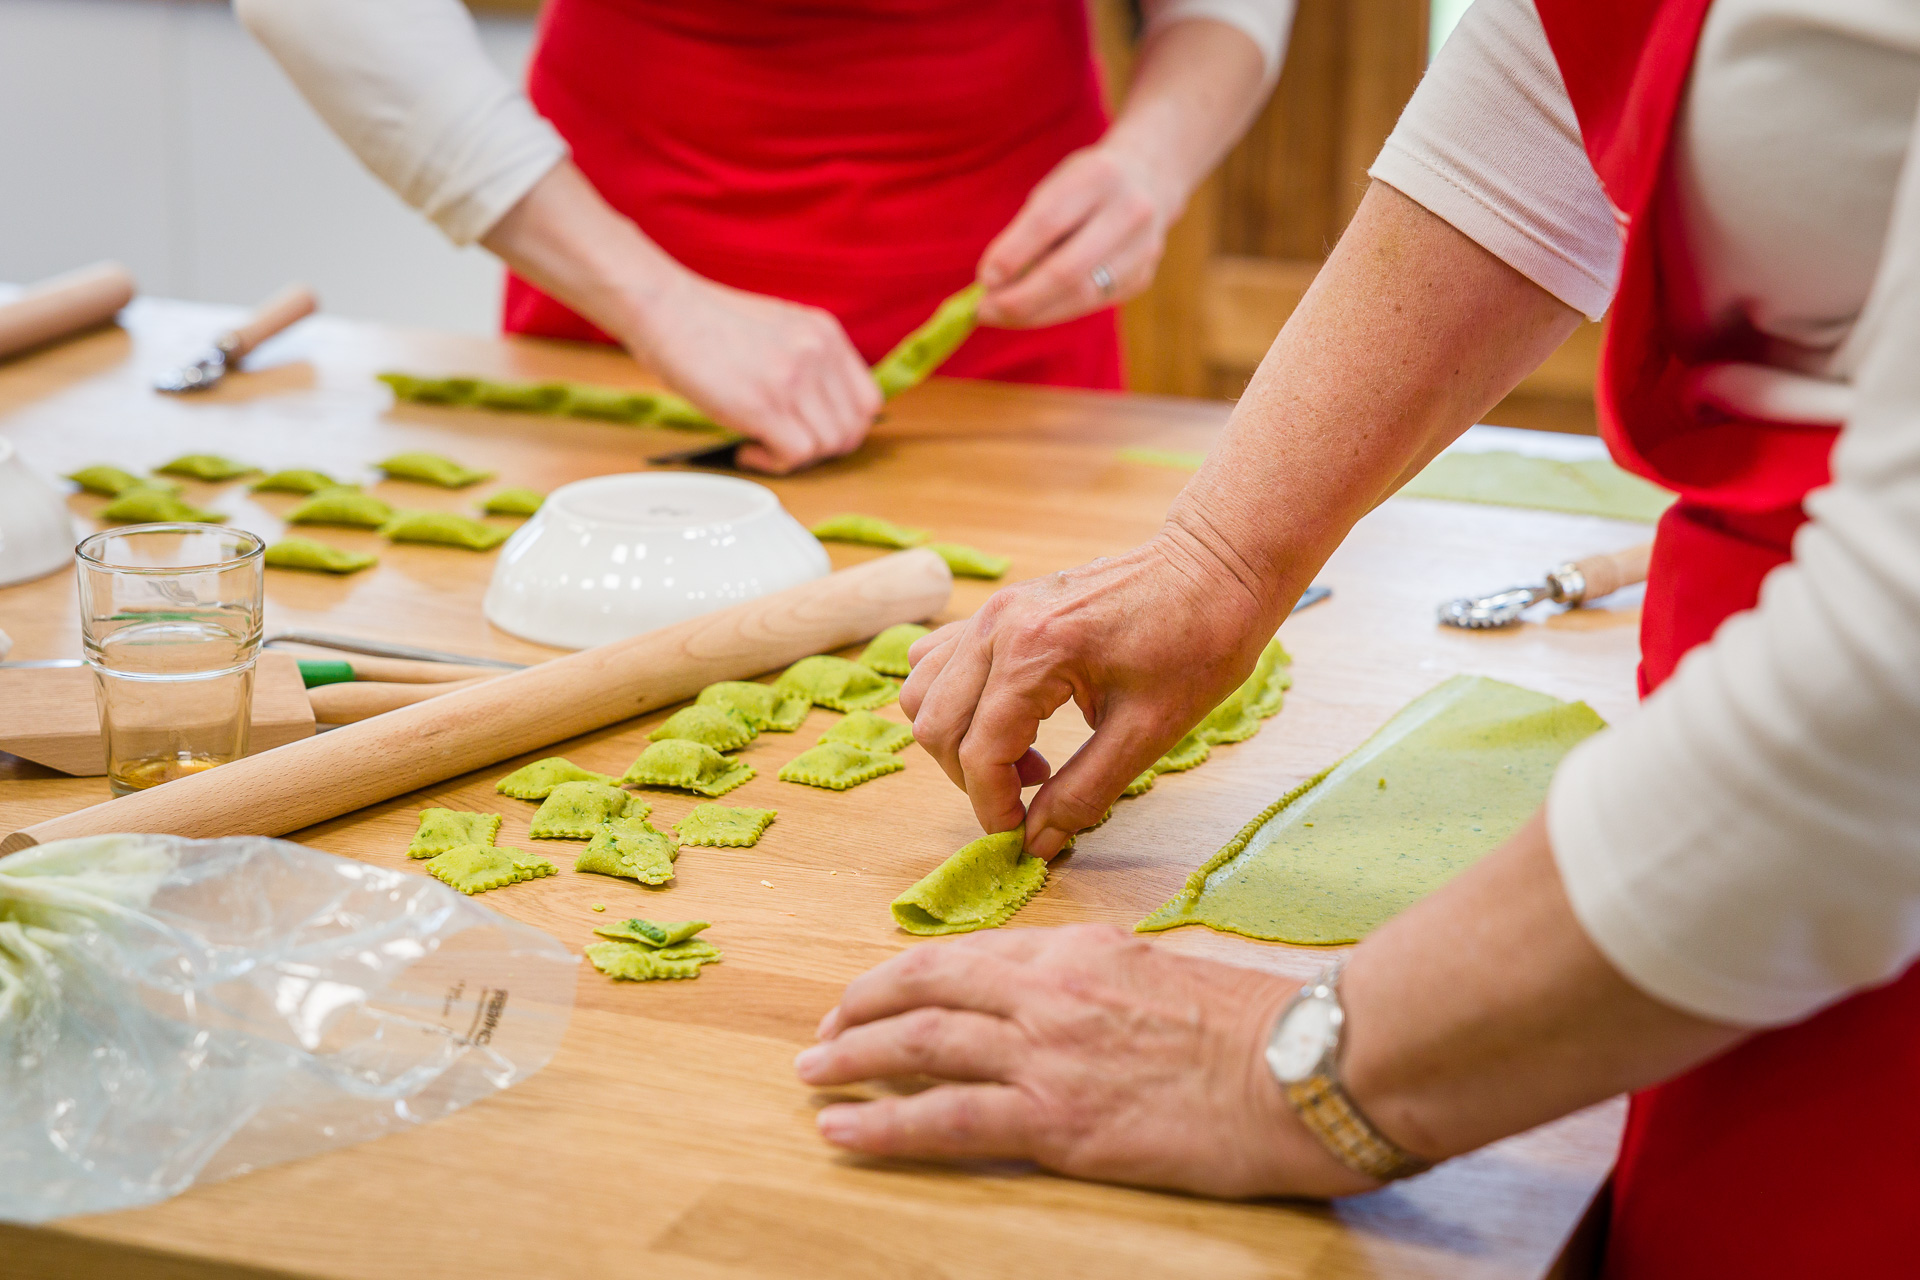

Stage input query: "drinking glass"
[{"left": 76, "top": 523, "right": 265, "bottom": 795}]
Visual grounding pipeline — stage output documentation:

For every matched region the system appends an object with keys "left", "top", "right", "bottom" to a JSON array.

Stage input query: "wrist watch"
[{"left": 1265, "top": 962, "right": 1432, "bottom": 1182}]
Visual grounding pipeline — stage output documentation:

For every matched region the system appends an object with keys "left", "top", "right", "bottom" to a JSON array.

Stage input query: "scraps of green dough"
[
  {"left": 1197, "top": 637, "right": 1294, "bottom": 745},
  {"left": 528, "top": 781, "right": 648, "bottom": 840},
  {"left": 251, "top": 468, "right": 339, "bottom": 494},
  {"left": 619, "top": 740, "right": 755, "bottom": 797},
  {"left": 286, "top": 486, "right": 395, "bottom": 528},
  {"left": 871, "top": 282, "right": 983, "bottom": 399},
  {"left": 574, "top": 815, "right": 676, "bottom": 884},
  {"left": 929, "top": 542, "right": 1010, "bottom": 580},
  {"left": 857, "top": 623, "right": 929, "bottom": 677},
  {"left": 379, "top": 510, "right": 510, "bottom": 550},
  {"left": 66, "top": 465, "right": 172, "bottom": 497},
  {"left": 584, "top": 940, "right": 707, "bottom": 981},
  {"left": 374, "top": 451, "right": 494, "bottom": 489},
  {"left": 1137, "top": 675, "right": 1607, "bottom": 945},
  {"left": 697, "top": 680, "right": 810, "bottom": 732},
  {"left": 593, "top": 917, "right": 709, "bottom": 947},
  {"left": 675, "top": 804, "right": 777, "bottom": 848},
  {"left": 154, "top": 453, "right": 259, "bottom": 482},
  {"left": 775, "top": 654, "right": 899, "bottom": 713},
  {"left": 1152, "top": 730, "right": 1211, "bottom": 775},
  {"left": 818, "top": 710, "right": 914, "bottom": 754},
  {"left": 1399, "top": 451, "right": 1675, "bottom": 523},
  {"left": 378, "top": 371, "right": 733, "bottom": 435},
  {"left": 424, "top": 842, "right": 556, "bottom": 895},
  {"left": 407, "top": 807, "right": 503, "bottom": 858},
  {"left": 648, "top": 704, "right": 757, "bottom": 753},
  {"left": 263, "top": 537, "right": 377, "bottom": 575},
  {"left": 778, "top": 741, "right": 904, "bottom": 791},
  {"left": 891, "top": 830, "right": 1047, "bottom": 935},
  {"left": 99, "top": 488, "right": 226, "bottom": 524},
  {"left": 1117, "top": 447, "right": 1206, "bottom": 471},
  {"left": 496, "top": 756, "right": 617, "bottom": 801},
  {"left": 481, "top": 486, "right": 545, "bottom": 517},
  {"left": 808, "top": 512, "right": 930, "bottom": 549}
]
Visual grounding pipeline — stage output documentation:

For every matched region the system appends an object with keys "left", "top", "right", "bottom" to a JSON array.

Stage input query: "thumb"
[{"left": 1024, "top": 704, "right": 1171, "bottom": 859}]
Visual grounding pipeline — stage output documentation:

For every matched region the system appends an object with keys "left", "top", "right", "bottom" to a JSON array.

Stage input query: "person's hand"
[
  {"left": 900, "top": 521, "right": 1279, "bottom": 859},
  {"left": 976, "top": 144, "right": 1178, "bottom": 330},
  {"left": 795, "top": 924, "right": 1374, "bottom": 1197},
  {"left": 625, "top": 270, "right": 882, "bottom": 474}
]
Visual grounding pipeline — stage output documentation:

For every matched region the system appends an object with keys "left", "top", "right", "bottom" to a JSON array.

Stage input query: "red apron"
[
  {"left": 505, "top": 0, "right": 1123, "bottom": 391},
  {"left": 1535, "top": 2, "right": 1920, "bottom": 1273}
]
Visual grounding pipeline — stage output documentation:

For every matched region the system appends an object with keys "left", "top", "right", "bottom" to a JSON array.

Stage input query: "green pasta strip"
[
  {"left": 1138, "top": 675, "right": 1606, "bottom": 944},
  {"left": 495, "top": 756, "right": 617, "bottom": 800},
  {"left": 251, "top": 468, "right": 338, "bottom": 494},
  {"left": 528, "top": 782, "right": 647, "bottom": 840},
  {"left": 929, "top": 542, "right": 1010, "bottom": 580},
  {"left": 592, "top": 917, "right": 709, "bottom": 947},
  {"left": 675, "top": 804, "right": 777, "bottom": 848},
  {"left": 696, "top": 681, "right": 810, "bottom": 732},
  {"left": 891, "top": 830, "right": 1047, "bottom": 936},
  {"left": 263, "top": 537, "right": 377, "bottom": 575},
  {"left": 154, "top": 453, "right": 258, "bottom": 482},
  {"left": 1152, "top": 730, "right": 1210, "bottom": 775},
  {"left": 286, "top": 486, "right": 394, "bottom": 528},
  {"left": 619, "top": 740, "right": 755, "bottom": 797},
  {"left": 424, "top": 842, "right": 555, "bottom": 895},
  {"left": 584, "top": 940, "right": 708, "bottom": 981},
  {"left": 476, "top": 381, "right": 570, "bottom": 413},
  {"left": 66, "top": 465, "right": 170, "bottom": 497},
  {"left": 649, "top": 704, "right": 757, "bottom": 753},
  {"left": 481, "top": 486, "right": 545, "bottom": 517},
  {"left": 1399, "top": 451, "right": 1675, "bottom": 523},
  {"left": 809, "top": 512, "right": 930, "bottom": 549},
  {"left": 817, "top": 711, "right": 914, "bottom": 754},
  {"left": 872, "top": 283, "right": 984, "bottom": 398},
  {"left": 1123, "top": 769, "right": 1156, "bottom": 798},
  {"left": 98, "top": 489, "right": 225, "bottom": 524},
  {"left": 857, "top": 623, "right": 928, "bottom": 677},
  {"left": 774, "top": 655, "right": 898, "bottom": 713},
  {"left": 778, "top": 742, "right": 904, "bottom": 791},
  {"left": 379, "top": 510, "right": 510, "bottom": 550},
  {"left": 574, "top": 815, "right": 676, "bottom": 884},
  {"left": 407, "top": 808, "right": 502, "bottom": 858},
  {"left": 374, "top": 451, "right": 494, "bottom": 489}
]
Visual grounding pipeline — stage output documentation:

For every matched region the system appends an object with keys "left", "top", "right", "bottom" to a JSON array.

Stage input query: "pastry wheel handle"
[
  {"left": 1547, "top": 542, "right": 1653, "bottom": 606},
  {"left": 218, "top": 282, "right": 318, "bottom": 360}
]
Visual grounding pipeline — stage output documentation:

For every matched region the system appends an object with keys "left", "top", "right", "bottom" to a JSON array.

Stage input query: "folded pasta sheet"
[{"left": 891, "top": 830, "right": 1046, "bottom": 936}]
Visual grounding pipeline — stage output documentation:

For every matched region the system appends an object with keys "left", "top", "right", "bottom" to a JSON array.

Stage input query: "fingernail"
[
  {"left": 817, "top": 1106, "right": 858, "bottom": 1144},
  {"left": 816, "top": 1007, "right": 840, "bottom": 1039},
  {"left": 794, "top": 1045, "right": 826, "bottom": 1078},
  {"left": 1029, "top": 827, "right": 1066, "bottom": 860}
]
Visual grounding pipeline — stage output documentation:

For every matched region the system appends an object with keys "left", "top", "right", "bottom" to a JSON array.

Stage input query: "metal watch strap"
[{"left": 1277, "top": 966, "right": 1432, "bottom": 1183}]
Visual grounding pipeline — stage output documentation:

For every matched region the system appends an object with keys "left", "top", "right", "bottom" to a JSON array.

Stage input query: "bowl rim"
[{"left": 541, "top": 471, "right": 783, "bottom": 531}]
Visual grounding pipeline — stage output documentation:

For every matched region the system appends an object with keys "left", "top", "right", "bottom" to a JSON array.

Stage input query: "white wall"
[{"left": 0, "top": 0, "right": 538, "bottom": 333}]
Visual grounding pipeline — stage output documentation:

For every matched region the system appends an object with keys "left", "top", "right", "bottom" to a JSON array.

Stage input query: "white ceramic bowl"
[
  {"left": 483, "top": 472, "right": 830, "bottom": 650},
  {"left": 0, "top": 438, "right": 78, "bottom": 587}
]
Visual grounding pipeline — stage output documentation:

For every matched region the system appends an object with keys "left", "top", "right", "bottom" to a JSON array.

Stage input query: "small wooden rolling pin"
[
  {"left": 2, "top": 549, "right": 951, "bottom": 852},
  {"left": 0, "top": 262, "right": 136, "bottom": 361}
]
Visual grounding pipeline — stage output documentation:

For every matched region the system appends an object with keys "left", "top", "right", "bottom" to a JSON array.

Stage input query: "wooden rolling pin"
[
  {"left": 307, "top": 674, "right": 495, "bottom": 724},
  {"left": 2, "top": 549, "right": 951, "bottom": 852},
  {"left": 0, "top": 262, "right": 136, "bottom": 361}
]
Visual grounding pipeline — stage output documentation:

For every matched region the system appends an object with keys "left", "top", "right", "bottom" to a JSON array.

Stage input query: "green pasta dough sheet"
[
  {"left": 929, "top": 542, "right": 1010, "bottom": 580},
  {"left": 424, "top": 842, "right": 555, "bottom": 895},
  {"left": 1399, "top": 451, "right": 1675, "bottom": 523},
  {"left": 99, "top": 488, "right": 225, "bottom": 524},
  {"left": 649, "top": 704, "right": 757, "bottom": 753},
  {"left": 675, "top": 804, "right": 777, "bottom": 848},
  {"left": 529, "top": 781, "right": 647, "bottom": 840},
  {"left": 857, "top": 623, "right": 928, "bottom": 677},
  {"left": 775, "top": 655, "right": 899, "bottom": 713},
  {"left": 891, "top": 830, "right": 1047, "bottom": 936},
  {"left": 263, "top": 537, "right": 377, "bottom": 575},
  {"left": 286, "top": 486, "right": 394, "bottom": 529},
  {"left": 584, "top": 940, "right": 708, "bottom": 981},
  {"left": 375, "top": 451, "right": 494, "bottom": 489},
  {"left": 1123, "top": 769, "right": 1156, "bottom": 798},
  {"left": 154, "top": 453, "right": 259, "bottom": 482},
  {"left": 871, "top": 282, "right": 984, "bottom": 398},
  {"left": 1137, "top": 675, "right": 1607, "bottom": 945},
  {"left": 66, "top": 464, "right": 171, "bottom": 497},
  {"left": 251, "top": 468, "right": 338, "bottom": 494},
  {"left": 481, "top": 486, "right": 545, "bottom": 517},
  {"left": 1152, "top": 731, "right": 1210, "bottom": 775},
  {"left": 495, "top": 756, "right": 617, "bottom": 800},
  {"left": 619, "top": 740, "right": 755, "bottom": 797},
  {"left": 379, "top": 510, "right": 510, "bottom": 550},
  {"left": 818, "top": 710, "right": 914, "bottom": 754},
  {"left": 778, "top": 741, "right": 903, "bottom": 791},
  {"left": 809, "top": 512, "right": 930, "bottom": 549},
  {"left": 1117, "top": 447, "right": 1206, "bottom": 471},
  {"left": 407, "top": 808, "right": 502, "bottom": 859},
  {"left": 696, "top": 681, "right": 810, "bottom": 732},
  {"left": 574, "top": 815, "right": 676, "bottom": 884},
  {"left": 593, "top": 917, "right": 709, "bottom": 947}
]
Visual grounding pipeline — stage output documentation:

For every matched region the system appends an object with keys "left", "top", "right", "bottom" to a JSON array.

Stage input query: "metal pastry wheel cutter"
[{"left": 1439, "top": 542, "right": 1651, "bottom": 629}]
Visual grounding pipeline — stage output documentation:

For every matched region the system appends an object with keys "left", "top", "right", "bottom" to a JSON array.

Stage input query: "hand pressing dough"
[
  {"left": 857, "top": 624, "right": 928, "bottom": 677},
  {"left": 155, "top": 453, "right": 259, "bottom": 482},
  {"left": 528, "top": 781, "right": 648, "bottom": 839},
  {"left": 574, "top": 814, "right": 676, "bottom": 884},
  {"left": 251, "top": 469, "right": 338, "bottom": 494},
  {"left": 817, "top": 710, "right": 914, "bottom": 754},
  {"left": 808, "top": 513, "right": 929, "bottom": 549},
  {"left": 99, "top": 488, "right": 225, "bottom": 524},
  {"left": 286, "top": 486, "right": 394, "bottom": 528},
  {"left": 425, "top": 842, "right": 556, "bottom": 895},
  {"left": 374, "top": 451, "right": 494, "bottom": 488},
  {"left": 496, "top": 756, "right": 618, "bottom": 800},
  {"left": 696, "top": 681, "right": 810, "bottom": 732},
  {"left": 891, "top": 830, "right": 1047, "bottom": 935},
  {"left": 648, "top": 704, "right": 757, "bottom": 753},
  {"left": 481, "top": 487, "right": 545, "bottom": 516},
  {"left": 263, "top": 537, "right": 377, "bottom": 574},
  {"left": 407, "top": 808, "right": 503, "bottom": 858},
  {"left": 619, "top": 740, "right": 755, "bottom": 797},
  {"left": 674, "top": 804, "right": 777, "bottom": 848},
  {"left": 775, "top": 655, "right": 898, "bottom": 713},
  {"left": 928, "top": 542, "right": 1010, "bottom": 580},
  {"left": 379, "top": 510, "right": 510, "bottom": 550},
  {"left": 66, "top": 465, "right": 173, "bottom": 497},
  {"left": 778, "top": 741, "right": 903, "bottom": 791}
]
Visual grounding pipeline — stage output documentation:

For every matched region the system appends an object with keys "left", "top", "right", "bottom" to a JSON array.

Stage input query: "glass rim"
[{"left": 75, "top": 523, "right": 266, "bottom": 574}]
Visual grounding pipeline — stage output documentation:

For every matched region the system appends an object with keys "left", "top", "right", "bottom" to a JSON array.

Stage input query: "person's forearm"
[{"left": 1161, "top": 181, "right": 1583, "bottom": 626}]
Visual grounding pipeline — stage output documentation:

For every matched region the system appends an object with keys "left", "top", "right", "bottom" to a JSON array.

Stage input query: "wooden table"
[{"left": 0, "top": 300, "right": 1647, "bottom": 1279}]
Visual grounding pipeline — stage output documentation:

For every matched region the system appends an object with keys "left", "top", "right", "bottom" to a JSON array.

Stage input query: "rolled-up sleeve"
[{"left": 1143, "top": 0, "right": 1296, "bottom": 83}]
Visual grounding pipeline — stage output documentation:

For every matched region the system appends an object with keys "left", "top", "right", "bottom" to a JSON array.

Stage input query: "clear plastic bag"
[{"left": 0, "top": 834, "right": 576, "bottom": 1223}]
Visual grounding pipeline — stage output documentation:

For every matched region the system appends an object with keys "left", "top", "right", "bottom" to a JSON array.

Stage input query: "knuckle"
[{"left": 898, "top": 1007, "right": 947, "bottom": 1062}]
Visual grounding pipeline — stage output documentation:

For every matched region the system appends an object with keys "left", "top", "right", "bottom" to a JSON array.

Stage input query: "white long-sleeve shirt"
[
  {"left": 235, "top": 0, "right": 1296, "bottom": 247},
  {"left": 1376, "top": 0, "right": 1920, "bottom": 1027}
]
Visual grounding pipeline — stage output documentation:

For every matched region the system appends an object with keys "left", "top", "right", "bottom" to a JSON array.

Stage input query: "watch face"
[{"left": 1267, "top": 995, "right": 1338, "bottom": 1083}]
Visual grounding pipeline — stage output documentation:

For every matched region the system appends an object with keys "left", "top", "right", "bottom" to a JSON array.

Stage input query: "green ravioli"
[
  {"left": 778, "top": 741, "right": 903, "bottom": 791},
  {"left": 481, "top": 487, "right": 545, "bottom": 517},
  {"left": 857, "top": 623, "right": 929, "bottom": 677},
  {"left": 1137, "top": 675, "right": 1607, "bottom": 945},
  {"left": 495, "top": 756, "right": 618, "bottom": 801},
  {"left": 424, "top": 842, "right": 555, "bottom": 895},
  {"left": 618, "top": 740, "right": 755, "bottom": 797},
  {"left": 891, "top": 830, "right": 1047, "bottom": 936},
  {"left": 775, "top": 655, "right": 898, "bottom": 713},
  {"left": 374, "top": 451, "right": 494, "bottom": 488},
  {"left": 379, "top": 510, "right": 510, "bottom": 550},
  {"left": 809, "top": 512, "right": 930, "bottom": 549},
  {"left": 674, "top": 804, "right": 777, "bottom": 848},
  {"left": 263, "top": 537, "right": 377, "bottom": 575},
  {"left": 286, "top": 486, "right": 394, "bottom": 529},
  {"left": 818, "top": 710, "right": 914, "bottom": 754},
  {"left": 574, "top": 814, "right": 676, "bottom": 884},
  {"left": 929, "top": 542, "right": 1010, "bottom": 580},
  {"left": 592, "top": 918, "right": 709, "bottom": 947},
  {"left": 584, "top": 939, "right": 714, "bottom": 981},
  {"left": 251, "top": 468, "right": 338, "bottom": 494},
  {"left": 696, "top": 681, "right": 810, "bottom": 732},
  {"left": 154, "top": 453, "right": 258, "bottom": 482},
  {"left": 98, "top": 488, "right": 225, "bottom": 524},
  {"left": 871, "top": 282, "right": 983, "bottom": 399},
  {"left": 66, "top": 464, "right": 171, "bottom": 497},
  {"left": 406, "top": 808, "right": 502, "bottom": 859},
  {"left": 1399, "top": 450, "right": 1675, "bottom": 523},
  {"left": 648, "top": 704, "right": 757, "bottom": 753},
  {"left": 528, "top": 781, "right": 646, "bottom": 840}
]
